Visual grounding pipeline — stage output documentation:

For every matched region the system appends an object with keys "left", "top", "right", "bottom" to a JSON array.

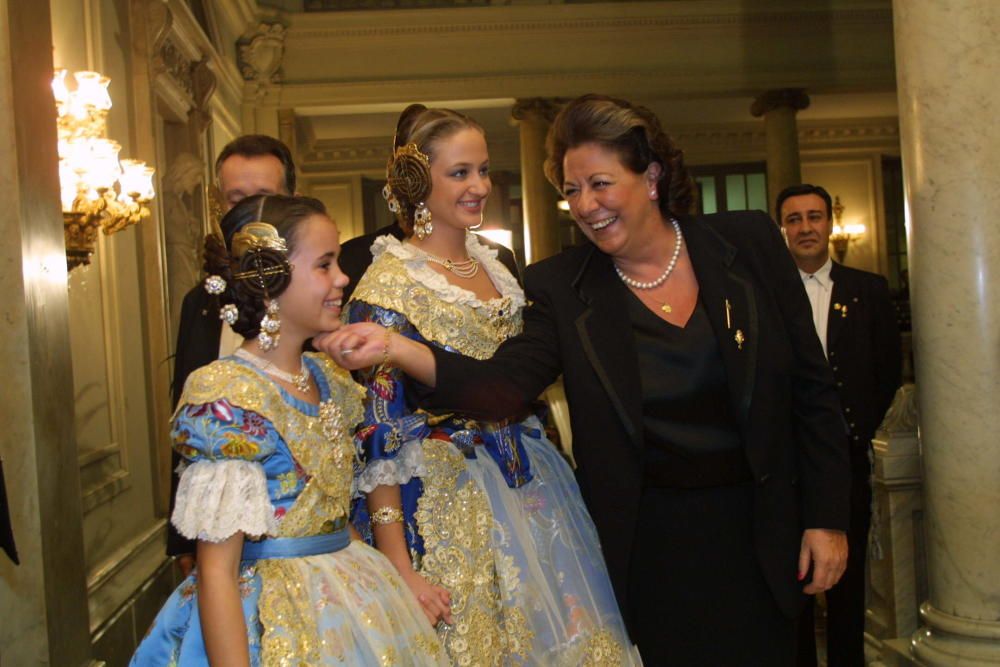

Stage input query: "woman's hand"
[
  {"left": 315, "top": 323, "right": 438, "bottom": 386},
  {"left": 314, "top": 323, "right": 389, "bottom": 371},
  {"left": 401, "top": 569, "right": 454, "bottom": 628}
]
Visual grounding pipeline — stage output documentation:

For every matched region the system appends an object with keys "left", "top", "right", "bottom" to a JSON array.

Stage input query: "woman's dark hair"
[
  {"left": 387, "top": 104, "right": 485, "bottom": 234},
  {"left": 544, "top": 94, "right": 697, "bottom": 219},
  {"left": 205, "top": 194, "right": 327, "bottom": 339}
]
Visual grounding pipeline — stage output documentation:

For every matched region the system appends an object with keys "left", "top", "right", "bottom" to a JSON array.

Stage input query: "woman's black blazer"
[{"left": 424, "top": 210, "right": 851, "bottom": 628}]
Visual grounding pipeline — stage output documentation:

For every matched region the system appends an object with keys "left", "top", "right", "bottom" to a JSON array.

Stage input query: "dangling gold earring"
[{"left": 414, "top": 203, "right": 433, "bottom": 240}]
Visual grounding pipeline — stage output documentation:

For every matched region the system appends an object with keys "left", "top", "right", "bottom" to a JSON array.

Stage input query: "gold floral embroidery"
[
  {"left": 414, "top": 439, "right": 533, "bottom": 665},
  {"left": 220, "top": 435, "right": 260, "bottom": 459},
  {"left": 351, "top": 252, "right": 522, "bottom": 361},
  {"left": 580, "top": 628, "right": 626, "bottom": 667},
  {"left": 180, "top": 354, "right": 363, "bottom": 539}
]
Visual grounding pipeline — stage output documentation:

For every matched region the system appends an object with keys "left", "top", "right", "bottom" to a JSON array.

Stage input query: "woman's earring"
[
  {"left": 257, "top": 299, "right": 281, "bottom": 351},
  {"left": 414, "top": 202, "right": 433, "bottom": 240}
]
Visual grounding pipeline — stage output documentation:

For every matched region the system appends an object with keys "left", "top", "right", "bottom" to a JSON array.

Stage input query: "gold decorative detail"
[
  {"left": 387, "top": 143, "right": 432, "bottom": 203},
  {"left": 52, "top": 69, "right": 155, "bottom": 271},
  {"left": 370, "top": 506, "right": 405, "bottom": 526},
  {"left": 734, "top": 329, "right": 745, "bottom": 350},
  {"left": 231, "top": 222, "right": 289, "bottom": 259},
  {"left": 579, "top": 628, "right": 626, "bottom": 666},
  {"left": 351, "top": 252, "right": 522, "bottom": 360},
  {"left": 415, "top": 439, "right": 534, "bottom": 665},
  {"left": 179, "top": 354, "right": 364, "bottom": 538}
]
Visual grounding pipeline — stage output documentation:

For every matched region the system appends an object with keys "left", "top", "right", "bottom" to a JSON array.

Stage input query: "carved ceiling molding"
[
  {"left": 298, "top": 119, "right": 898, "bottom": 174},
  {"left": 279, "top": 64, "right": 895, "bottom": 108},
  {"left": 287, "top": 7, "right": 892, "bottom": 42},
  {"left": 300, "top": 135, "right": 521, "bottom": 173}
]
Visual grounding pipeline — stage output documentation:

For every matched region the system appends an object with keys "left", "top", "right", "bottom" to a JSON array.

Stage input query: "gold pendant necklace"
[{"left": 234, "top": 348, "right": 310, "bottom": 392}]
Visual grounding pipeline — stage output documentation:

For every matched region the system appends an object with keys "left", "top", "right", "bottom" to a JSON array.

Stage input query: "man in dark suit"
[
  {"left": 168, "top": 135, "right": 296, "bottom": 573},
  {"left": 340, "top": 220, "right": 521, "bottom": 302},
  {"left": 778, "top": 184, "right": 902, "bottom": 667}
]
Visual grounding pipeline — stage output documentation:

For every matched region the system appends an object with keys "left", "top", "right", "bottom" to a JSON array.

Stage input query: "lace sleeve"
[
  {"left": 169, "top": 400, "right": 282, "bottom": 541},
  {"left": 172, "top": 459, "right": 277, "bottom": 542}
]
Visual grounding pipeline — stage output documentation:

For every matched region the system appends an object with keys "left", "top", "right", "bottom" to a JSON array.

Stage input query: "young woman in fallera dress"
[
  {"left": 344, "top": 105, "right": 639, "bottom": 666},
  {"left": 131, "top": 194, "right": 445, "bottom": 666}
]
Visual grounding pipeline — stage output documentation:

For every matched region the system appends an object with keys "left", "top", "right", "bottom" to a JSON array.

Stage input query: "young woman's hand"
[{"left": 401, "top": 569, "right": 453, "bottom": 628}]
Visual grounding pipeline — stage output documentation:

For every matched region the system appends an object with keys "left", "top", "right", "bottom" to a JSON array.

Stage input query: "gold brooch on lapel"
[
  {"left": 726, "top": 298, "right": 745, "bottom": 349},
  {"left": 834, "top": 302, "right": 848, "bottom": 319}
]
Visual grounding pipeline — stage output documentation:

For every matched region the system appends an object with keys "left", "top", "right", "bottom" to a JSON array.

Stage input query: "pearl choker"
[
  {"left": 613, "top": 218, "right": 683, "bottom": 290},
  {"left": 419, "top": 248, "right": 480, "bottom": 279},
  {"left": 234, "top": 348, "right": 310, "bottom": 392}
]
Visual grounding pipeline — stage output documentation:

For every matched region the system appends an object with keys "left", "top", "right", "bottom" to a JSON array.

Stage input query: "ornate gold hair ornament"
[
  {"left": 387, "top": 142, "right": 432, "bottom": 203},
  {"left": 231, "top": 222, "right": 288, "bottom": 260}
]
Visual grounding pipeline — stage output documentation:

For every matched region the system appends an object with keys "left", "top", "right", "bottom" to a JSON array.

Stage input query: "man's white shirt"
[{"left": 800, "top": 257, "right": 834, "bottom": 358}]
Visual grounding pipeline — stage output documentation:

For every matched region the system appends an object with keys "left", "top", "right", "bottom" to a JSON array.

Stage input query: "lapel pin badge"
[{"left": 734, "top": 329, "right": 745, "bottom": 350}]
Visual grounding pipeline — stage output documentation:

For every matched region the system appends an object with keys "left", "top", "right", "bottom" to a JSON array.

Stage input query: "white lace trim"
[
  {"left": 371, "top": 234, "right": 526, "bottom": 311},
  {"left": 355, "top": 439, "right": 427, "bottom": 495},
  {"left": 172, "top": 459, "right": 277, "bottom": 543}
]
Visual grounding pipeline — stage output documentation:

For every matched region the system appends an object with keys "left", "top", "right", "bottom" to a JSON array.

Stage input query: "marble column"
[
  {"left": 0, "top": 0, "right": 94, "bottom": 664},
  {"left": 893, "top": 1, "right": 1000, "bottom": 664},
  {"left": 750, "top": 89, "right": 810, "bottom": 217},
  {"left": 512, "top": 98, "right": 562, "bottom": 264}
]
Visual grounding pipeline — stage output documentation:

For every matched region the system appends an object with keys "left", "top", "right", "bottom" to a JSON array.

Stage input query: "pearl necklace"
[
  {"left": 420, "top": 249, "right": 480, "bottom": 279},
  {"left": 614, "top": 217, "right": 683, "bottom": 290},
  {"left": 234, "top": 348, "right": 311, "bottom": 393}
]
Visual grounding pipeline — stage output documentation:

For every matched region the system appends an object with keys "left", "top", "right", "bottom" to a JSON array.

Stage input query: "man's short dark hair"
[
  {"left": 215, "top": 135, "right": 296, "bottom": 195},
  {"left": 775, "top": 183, "right": 833, "bottom": 221}
]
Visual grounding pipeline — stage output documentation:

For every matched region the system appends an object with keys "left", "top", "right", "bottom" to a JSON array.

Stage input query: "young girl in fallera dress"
[
  {"left": 131, "top": 195, "right": 445, "bottom": 666},
  {"left": 342, "top": 105, "right": 640, "bottom": 666}
]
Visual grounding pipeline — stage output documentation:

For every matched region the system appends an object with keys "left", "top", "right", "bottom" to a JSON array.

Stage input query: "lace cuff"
[
  {"left": 172, "top": 459, "right": 277, "bottom": 542},
  {"left": 355, "top": 440, "right": 426, "bottom": 495}
]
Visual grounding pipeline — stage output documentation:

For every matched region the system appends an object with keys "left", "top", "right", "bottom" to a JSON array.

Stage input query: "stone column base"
[{"left": 911, "top": 602, "right": 1000, "bottom": 665}]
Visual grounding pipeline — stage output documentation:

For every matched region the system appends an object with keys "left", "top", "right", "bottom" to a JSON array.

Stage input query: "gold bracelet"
[
  {"left": 381, "top": 328, "right": 393, "bottom": 368},
  {"left": 370, "top": 506, "right": 404, "bottom": 526}
]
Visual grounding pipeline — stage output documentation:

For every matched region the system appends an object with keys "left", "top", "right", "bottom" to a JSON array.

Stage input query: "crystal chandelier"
[{"left": 52, "top": 69, "right": 156, "bottom": 271}]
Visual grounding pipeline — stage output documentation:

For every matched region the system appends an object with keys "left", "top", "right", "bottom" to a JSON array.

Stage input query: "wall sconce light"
[
  {"left": 53, "top": 69, "right": 155, "bottom": 271},
  {"left": 829, "top": 195, "right": 865, "bottom": 263}
]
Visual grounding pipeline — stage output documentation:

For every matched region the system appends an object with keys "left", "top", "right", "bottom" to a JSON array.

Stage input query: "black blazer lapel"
[
  {"left": 572, "top": 247, "right": 644, "bottom": 449},
  {"left": 681, "top": 217, "right": 759, "bottom": 427},
  {"left": 827, "top": 262, "right": 849, "bottom": 350}
]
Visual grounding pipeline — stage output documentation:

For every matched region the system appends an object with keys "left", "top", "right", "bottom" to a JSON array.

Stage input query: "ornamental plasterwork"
[{"left": 238, "top": 22, "right": 287, "bottom": 85}]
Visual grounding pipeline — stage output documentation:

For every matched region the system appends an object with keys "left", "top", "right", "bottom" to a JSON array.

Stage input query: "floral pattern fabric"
[
  {"left": 131, "top": 353, "right": 446, "bottom": 666},
  {"left": 349, "top": 236, "right": 641, "bottom": 666}
]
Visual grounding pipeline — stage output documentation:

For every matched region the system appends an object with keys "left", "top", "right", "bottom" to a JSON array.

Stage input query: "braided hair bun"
[
  {"left": 383, "top": 104, "right": 485, "bottom": 234},
  {"left": 204, "top": 194, "right": 327, "bottom": 339}
]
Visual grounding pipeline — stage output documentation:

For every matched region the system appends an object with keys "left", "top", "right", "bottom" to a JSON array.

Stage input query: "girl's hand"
[
  {"left": 315, "top": 323, "right": 389, "bottom": 371},
  {"left": 401, "top": 569, "right": 453, "bottom": 628}
]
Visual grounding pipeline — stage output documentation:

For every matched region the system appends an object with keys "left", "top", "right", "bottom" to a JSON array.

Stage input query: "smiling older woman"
[{"left": 320, "top": 94, "right": 850, "bottom": 666}]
